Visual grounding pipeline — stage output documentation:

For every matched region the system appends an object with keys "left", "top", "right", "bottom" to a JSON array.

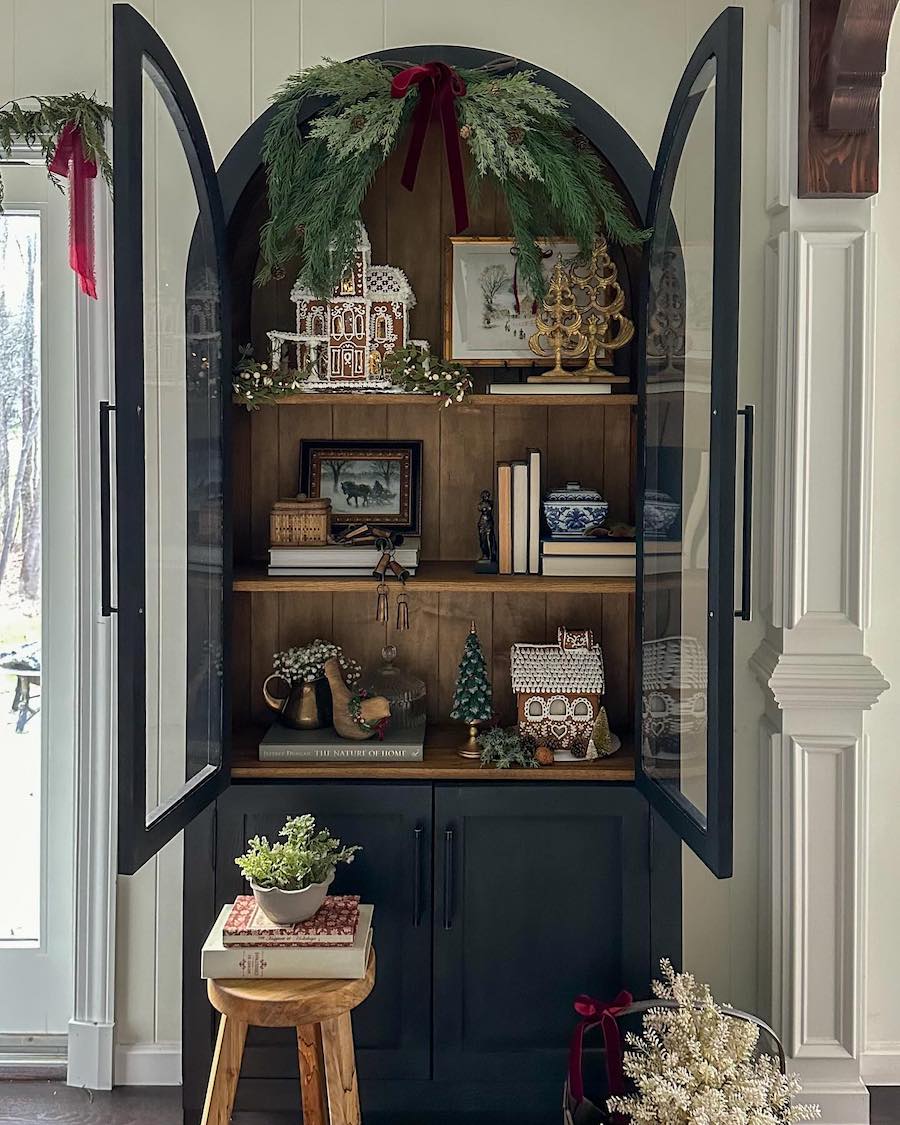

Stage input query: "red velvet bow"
[
  {"left": 390, "top": 61, "right": 469, "bottom": 233},
  {"left": 568, "top": 989, "right": 633, "bottom": 1106},
  {"left": 49, "top": 122, "right": 98, "bottom": 299}
]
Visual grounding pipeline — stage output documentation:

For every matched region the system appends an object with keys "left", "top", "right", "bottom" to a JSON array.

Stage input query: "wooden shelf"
[
  {"left": 231, "top": 723, "right": 636, "bottom": 782},
  {"left": 234, "top": 390, "right": 635, "bottom": 408},
  {"left": 233, "top": 560, "right": 636, "bottom": 594}
]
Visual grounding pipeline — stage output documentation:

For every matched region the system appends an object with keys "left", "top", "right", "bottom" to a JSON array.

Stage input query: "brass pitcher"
[{"left": 262, "top": 675, "right": 332, "bottom": 730}]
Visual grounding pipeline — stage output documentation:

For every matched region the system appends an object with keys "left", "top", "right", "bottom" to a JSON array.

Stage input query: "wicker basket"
[{"left": 269, "top": 496, "right": 331, "bottom": 547}]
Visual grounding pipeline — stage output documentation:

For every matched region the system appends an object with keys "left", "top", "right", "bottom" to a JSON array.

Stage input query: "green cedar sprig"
[
  {"left": 477, "top": 726, "right": 538, "bottom": 769},
  {"left": 257, "top": 59, "right": 648, "bottom": 299},
  {"left": 0, "top": 92, "right": 112, "bottom": 210}
]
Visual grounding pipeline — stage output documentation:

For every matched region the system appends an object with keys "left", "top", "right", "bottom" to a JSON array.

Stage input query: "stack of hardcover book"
[
  {"left": 540, "top": 537, "right": 636, "bottom": 577},
  {"left": 201, "top": 894, "right": 373, "bottom": 979},
  {"left": 495, "top": 449, "right": 543, "bottom": 575},
  {"left": 268, "top": 538, "right": 420, "bottom": 577}
]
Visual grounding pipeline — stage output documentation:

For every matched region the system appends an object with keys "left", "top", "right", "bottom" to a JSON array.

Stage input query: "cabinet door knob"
[{"left": 443, "top": 827, "right": 455, "bottom": 930}]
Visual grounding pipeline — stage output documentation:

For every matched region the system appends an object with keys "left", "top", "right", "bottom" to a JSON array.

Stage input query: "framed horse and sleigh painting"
[{"left": 299, "top": 439, "right": 423, "bottom": 535}]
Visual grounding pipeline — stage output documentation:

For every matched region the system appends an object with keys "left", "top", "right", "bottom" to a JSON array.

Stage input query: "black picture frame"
[{"left": 299, "top": 439, "right": 423, "bottom": 536}]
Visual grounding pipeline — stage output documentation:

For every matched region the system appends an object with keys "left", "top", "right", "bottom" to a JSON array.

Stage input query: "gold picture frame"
[{"left": 442, "top": 236, "right": 579, "bottom": 367}]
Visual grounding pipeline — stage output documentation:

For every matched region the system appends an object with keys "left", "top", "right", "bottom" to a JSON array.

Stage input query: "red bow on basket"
[
  {"left": 390, "top": 61, "right": 469, "bottom": 233},
  {"left": 48, "top": 121, "right": 98, "bottom": 299},
  {"left": 568, "top": 989, "right": 633, "bottom": 1110}
]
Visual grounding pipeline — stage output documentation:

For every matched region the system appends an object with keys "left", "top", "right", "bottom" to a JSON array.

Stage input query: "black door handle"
[
  {"left": 443, "top": 827, "right": 455, "bottom": 931},
  {"left": 99, "top": 401, "right": 117, "bottom": 616},
  {"left": 735, "top": 404, "right": 754, "bottom": 621},
  {"left": 412, "top": 824, "right": 423, "bottom": 928}
]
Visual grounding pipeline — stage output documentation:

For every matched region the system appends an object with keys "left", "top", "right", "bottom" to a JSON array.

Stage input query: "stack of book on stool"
[{"left": 201, "top": 894, "right": 373, "bottom": 979}]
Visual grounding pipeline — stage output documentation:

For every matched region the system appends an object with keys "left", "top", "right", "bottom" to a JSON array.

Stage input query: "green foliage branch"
[
  {"left": 477, "top": 726, "right": 538, "bottom": 769},
  {"left": 0, "top": 92, "right": 113, "bottom": 209},
  {"left": 257, "top": 58, "right": 648, "bottom": 298},
  {"left": 235, "top": 813, "right": 361, "bottom": 891}
]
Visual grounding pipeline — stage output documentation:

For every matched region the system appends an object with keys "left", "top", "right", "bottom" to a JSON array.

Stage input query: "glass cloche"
[{"left": 364, "top": 645, "right": 426, "bottom": 730}]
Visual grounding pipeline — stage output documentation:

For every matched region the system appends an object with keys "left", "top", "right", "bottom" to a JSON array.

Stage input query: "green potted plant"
[{"left": 235, "top": 814, "right": 361, "bottom": 923}]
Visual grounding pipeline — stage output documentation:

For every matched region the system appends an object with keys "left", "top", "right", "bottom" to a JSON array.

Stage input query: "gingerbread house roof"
[
  {"left": 366, "top": 264, "right": 416, "bottom": 308},
  {"left": 511, "top": 640, "right": 605, "bottom": 695}
]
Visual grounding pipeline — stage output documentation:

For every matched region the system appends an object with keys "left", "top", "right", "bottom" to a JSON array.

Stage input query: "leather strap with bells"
[{"left": 372, "top": 536, "right": 410, "bottom": 630}]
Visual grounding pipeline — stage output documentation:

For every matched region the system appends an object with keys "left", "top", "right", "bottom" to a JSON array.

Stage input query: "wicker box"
[{"left": 269, "top": 496, "right": 331, "bottom": 547}]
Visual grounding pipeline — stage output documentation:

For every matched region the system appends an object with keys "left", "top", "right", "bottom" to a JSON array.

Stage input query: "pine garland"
[
  {"left": 0, "top": 93, "right": 112, "bottom": 209},
  {"left": 257, "top": 59, "right": 648, "bottom": 298}
]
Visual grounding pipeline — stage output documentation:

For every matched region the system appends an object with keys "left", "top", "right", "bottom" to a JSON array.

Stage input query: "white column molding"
[
  {"left": 67, "top": 181, "right": 117, "bottom": 1093},
  {"left": 756, "top": 4, "right": 889, "bottom": 1122}
]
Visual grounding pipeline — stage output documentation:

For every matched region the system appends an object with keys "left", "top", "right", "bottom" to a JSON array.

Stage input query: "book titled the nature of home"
[
  {"left": 259, "top": 724, "right": 425, "bottom": 762},
  {"left": 223, "top": 894, "right": 360, "bottom": 947},
  {"left": 202, "top": 903, "right": 373, "bottom": 980}
]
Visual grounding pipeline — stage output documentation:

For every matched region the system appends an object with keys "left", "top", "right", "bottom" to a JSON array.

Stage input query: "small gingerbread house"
[
  {"left": 511, "top": 628, "right": 605, "bottom": 756},
  {"left": 268, "top": 224, "right": 420, "bottom": 390}
]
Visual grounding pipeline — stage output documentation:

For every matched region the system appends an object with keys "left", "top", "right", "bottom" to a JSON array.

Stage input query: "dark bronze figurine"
[{"left": 475, "top": 489, "right": 499, "bottom": 574}]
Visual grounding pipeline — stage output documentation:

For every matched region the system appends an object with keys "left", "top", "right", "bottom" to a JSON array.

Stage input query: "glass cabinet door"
[
  {"left": 112, "top": 4, "right": 231, "bottom": 875},
  {"left": 636, "top": 7, "right": 743, "bottom": 879}
]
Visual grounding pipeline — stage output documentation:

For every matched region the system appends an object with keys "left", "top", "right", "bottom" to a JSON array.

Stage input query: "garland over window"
[
  {"left": 258, "top": 58, "right": 648, "bottom": 300},
  {"left": 0, "top": 93, "right": 112, "bottom": 297}
]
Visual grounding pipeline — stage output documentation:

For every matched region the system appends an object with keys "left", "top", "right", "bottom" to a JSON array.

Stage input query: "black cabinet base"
[{"left": 233, "top": 1077, "right": 563, "bottom": 1120}]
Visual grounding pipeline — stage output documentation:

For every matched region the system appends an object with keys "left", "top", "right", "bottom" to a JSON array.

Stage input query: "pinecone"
[
  {"left": 507, "top": 125, "right": 525, "bottom": 146},
  {"left": 350, "top": 114, "right": 366, "bottom": 133},
  {"left": 572, "top": 130, "right": 591, "bottom": 152},
  {"left": 459, "top": 124, "right": 472, "bottom": 140},
  {"left": 534, "top": 745, "right": 555, "bottom": 767}
]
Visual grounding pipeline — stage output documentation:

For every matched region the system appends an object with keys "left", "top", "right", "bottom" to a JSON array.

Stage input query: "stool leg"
[
  {"left": 201, "top": 1014, "right": 247, "bottom": 1125},
  {"left": 321, "top": 1011, "right": 361, "bottom": 1125},
  {"left": 297, "top": 1022, "right": 329, "bottom": 1125}
]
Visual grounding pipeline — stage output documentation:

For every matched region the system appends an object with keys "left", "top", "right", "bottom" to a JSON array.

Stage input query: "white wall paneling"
[{"left": 754, "top": 4, "right": 889, "bottom": 1120}]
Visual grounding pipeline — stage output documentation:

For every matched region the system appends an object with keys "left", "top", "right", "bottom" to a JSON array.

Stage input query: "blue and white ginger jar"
[{"left": 542, "top": 482, "right": 609, "bottom": 539}]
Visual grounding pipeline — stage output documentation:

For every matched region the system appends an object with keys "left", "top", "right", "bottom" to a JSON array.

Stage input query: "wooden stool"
[{"left": 202, "top": 949, "right": 375, "bottom": 1125}]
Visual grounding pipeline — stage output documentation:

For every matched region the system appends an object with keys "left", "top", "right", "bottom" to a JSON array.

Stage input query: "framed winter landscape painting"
[
  {"left": 443, "top": 236, "right": 579, "bottom": 365},
  {"left": 299, "top": 439, "right": 423, "bottom": 534}
]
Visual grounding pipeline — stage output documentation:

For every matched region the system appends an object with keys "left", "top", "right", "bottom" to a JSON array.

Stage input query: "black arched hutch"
[{"left": 108, "top": 5, "right": 746, "bottom": 1120}]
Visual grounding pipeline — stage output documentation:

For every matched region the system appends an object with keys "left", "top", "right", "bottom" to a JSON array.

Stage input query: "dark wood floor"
[{"left": 0, "top": 1081, "right": 898, "bottom": 1123}]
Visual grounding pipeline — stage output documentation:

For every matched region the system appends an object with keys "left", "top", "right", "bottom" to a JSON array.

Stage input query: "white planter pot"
[{"left": 250, "top": 871, "right": 334, "bottom": 924}]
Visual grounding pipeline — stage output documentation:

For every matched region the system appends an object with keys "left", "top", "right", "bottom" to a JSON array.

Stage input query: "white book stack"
[
  {"left": 268, "top": 539, "right": 420, "bottom": 577},
  {"left": 540, "top": 537, "right": 636, "bottom": 577}
]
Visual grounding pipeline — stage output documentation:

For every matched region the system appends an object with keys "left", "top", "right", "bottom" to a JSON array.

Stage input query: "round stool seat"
[{"left": 208, "top": 949, "right": 376, "bottom": 1026}]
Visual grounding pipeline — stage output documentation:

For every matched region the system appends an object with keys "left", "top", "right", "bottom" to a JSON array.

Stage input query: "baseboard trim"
[
  {"left": 862, "top": 1044, "right": 900, "bottom": 1085},
  {"left": 114, "top": 1041, "right": 181, "bottom": 1086},
  {"left": 0, "top": 1032, "right": 67, "bottom": 1079},
  {"left": 798, "top": 1078, "right": 869, "bottom": 1125},
  {"left": 67, "top": 1019, "right": 114, "bottom": 1090}
]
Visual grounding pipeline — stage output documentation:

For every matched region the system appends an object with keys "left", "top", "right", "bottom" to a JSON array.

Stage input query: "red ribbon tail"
[
  {"left": 50, "top": 123, "right": 98, "bottom": 299},
  {"left": 400, "top": 82, "right": 434, "bottom": 194},
  {"left": 437, "top": 84, "right": 468, "bottom": 233}
]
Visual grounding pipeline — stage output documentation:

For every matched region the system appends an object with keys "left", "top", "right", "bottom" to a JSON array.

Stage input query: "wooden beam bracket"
[{"left": 800, "top": 0, "right": 900, "bottom": 196}]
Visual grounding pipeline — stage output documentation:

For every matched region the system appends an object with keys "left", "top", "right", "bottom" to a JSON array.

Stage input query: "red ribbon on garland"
[
  {"left": 390, "top": 62, "right": 469, "bottom": 233},
  {"left": 48, "top": 122, "right": 98, "bottom": 299},
  {"left": 567, "top": 989, "right": 633, "bottom": 1107}
]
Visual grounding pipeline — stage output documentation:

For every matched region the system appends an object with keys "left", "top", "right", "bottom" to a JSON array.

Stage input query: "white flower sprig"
[
  {"left": 272, "top": 639, "right": 361, "bottom": 686},
  {"left": 382, "top": 343, "right": 472, "bottom": 406},
  {"left": 607, "top": 960, "right": 820, "bottom": 1125},
  {"left": 233, "top": 343, "right": 312, "bottom": 408}
]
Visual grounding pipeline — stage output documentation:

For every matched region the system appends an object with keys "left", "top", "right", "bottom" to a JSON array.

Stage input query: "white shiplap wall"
[{"left": 0, "top": 0, "right": 774, "bottom": 1078}]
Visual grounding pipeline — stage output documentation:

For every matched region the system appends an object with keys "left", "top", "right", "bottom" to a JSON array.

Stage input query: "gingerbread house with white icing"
[
  {"left": 511, "top": 627, "right": 606, "bottom": 757},
  {"left": 268, "top": 224, "right": 419, "bottom": 391}
]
